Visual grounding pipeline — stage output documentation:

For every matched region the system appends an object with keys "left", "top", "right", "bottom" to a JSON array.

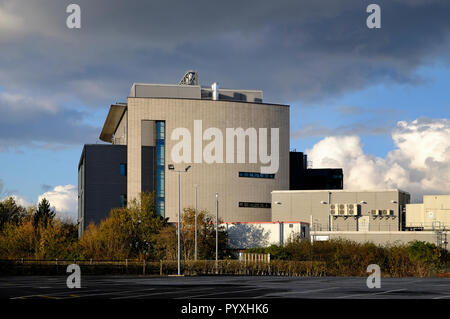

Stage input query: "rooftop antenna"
[{"left": 179, "top": 70, "right": 198, "bottom": 85}]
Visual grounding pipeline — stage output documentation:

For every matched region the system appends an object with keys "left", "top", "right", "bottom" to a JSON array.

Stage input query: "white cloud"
[
  {"left": 306, "top": 118, "right": 450, "bottom": 199},
  {"left": 0, "top": 194, "right": 32, "bottom": 208},
  {"left": 38, "top": 184, "right": 77, "bottom": 221}
]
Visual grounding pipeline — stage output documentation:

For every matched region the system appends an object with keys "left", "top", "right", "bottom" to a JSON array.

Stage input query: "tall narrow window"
[
  {"left": 120, "top": 194, "right": 127, "bottom": 207},
  {"left": 120, "top": 163, "right": 127, "bottom": 176},
  {"left": 155, "top": 121, "right": 165, "bottom": 217}
]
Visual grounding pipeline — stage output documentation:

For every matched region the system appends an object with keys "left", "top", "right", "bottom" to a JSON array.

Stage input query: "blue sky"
[{"left": 291, "top": 63, "right": 450, "bottom": 157}]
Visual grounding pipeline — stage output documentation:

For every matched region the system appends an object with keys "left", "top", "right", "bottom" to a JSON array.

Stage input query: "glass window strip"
[
  {"left": 238, "top": 201, "right": 271, "bottom": 208},
  {"left": 238, "top": 172, "right": 275, "bottom": 179}
]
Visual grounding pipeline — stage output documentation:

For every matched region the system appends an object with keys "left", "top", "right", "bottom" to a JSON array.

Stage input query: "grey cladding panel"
[{"left": 84, "top": 145, "right": 127, "bottom": 226}]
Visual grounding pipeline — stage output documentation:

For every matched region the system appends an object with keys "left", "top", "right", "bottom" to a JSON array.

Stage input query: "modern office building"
[
  {"left": 289, "top": 152, "right": 343, "bottom": 190},
  {"left": 78, "top": 72, "right": 291, "bottom": 234}
]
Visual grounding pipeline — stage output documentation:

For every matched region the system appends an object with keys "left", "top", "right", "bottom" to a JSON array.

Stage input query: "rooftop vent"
[{"left": 212, "top": 82, "right": 219, "bottom": 100}]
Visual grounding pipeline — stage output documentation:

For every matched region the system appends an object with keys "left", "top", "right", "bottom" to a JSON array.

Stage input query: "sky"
[{"left": 0, "top": 0, "right": 449, "bottom": 219}]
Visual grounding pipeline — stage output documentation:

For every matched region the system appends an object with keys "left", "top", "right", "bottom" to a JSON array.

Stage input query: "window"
[
  {"left": 238, "top": 202, "right": 271, "bottom": 208},
  {"left": 238, "top": 172, "right": 275, "bottom": 179},
  {"left": 120, "top": 194, "right": 127, "bottom": 207},
  {"left": 120, "top": 163, "right": 127, "bottom": 176},
  {"left": 155, "top": 121, "right": 165, "bottom": 217}
]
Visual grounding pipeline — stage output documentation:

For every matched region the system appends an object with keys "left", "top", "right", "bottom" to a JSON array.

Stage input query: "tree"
[
  {"left": 79, "top": 192, "right": 168, "bottom": 260},
  {"left": 0, "top": 197, "right": 27, "bottom": 231},
  {"left": 33, "top": 198, "right": 55, "bottom": 228},
  {"left": 154, "top": 208, "right": 228, "bottom": 261}
]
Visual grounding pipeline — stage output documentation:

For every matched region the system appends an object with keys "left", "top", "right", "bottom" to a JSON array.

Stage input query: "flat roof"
[
  {"left": 99, "top": 104, "right": 127, "bottom": 142},
  {"left": 272, "top": 189, "right": 410, "bottom": 194}
]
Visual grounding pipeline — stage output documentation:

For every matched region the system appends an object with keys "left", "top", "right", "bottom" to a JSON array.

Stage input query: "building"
[
  {"left": 271, "top": 189, "right": 450, "bottom": 249},
  {"left": 78, "top": 144, "right": 126, "bottom": 235},
  {"left": 224, "top": 221, "right": 310, "bottom": 249},
  {"left": 78, "top": 144, "right": 156, "bottom": 235},
  {"left": 272, "top": 189, "right": 410, "bottom": 232},
  {"left": 406, "top": 195, "right": 450, "bottom": 230},
  {"left": 289, "top": 152, "right": 343, "bottom": 190},
  {"left": 78, "top": 72, "right": 291, "bottom": 234}
]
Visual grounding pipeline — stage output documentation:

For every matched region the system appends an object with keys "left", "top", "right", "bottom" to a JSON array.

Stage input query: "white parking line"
[
  {"left": 336, "top": 288, "right": 406, "bottom": 299},
  {"left": 10, "top": 289, "right": 101, "bottom": 299},
  {"left": 433, "top": 294, "right": 450, "bottom": 299},
  {"left": 260, "top": 286, "right": 341, "bottom": 297},
  {"left": 62, "top": 288, "right": 157, "bottom": 299},
  {"left": 112, "top": 287, "right": 215, "bottom": 299},
  {"left": 184, "top": 287, "right": 266, "bottom": 299}
]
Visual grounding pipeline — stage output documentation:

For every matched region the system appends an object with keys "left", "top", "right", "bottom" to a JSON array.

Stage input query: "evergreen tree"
[
  {"left": 33, "top": 198, "right": 55, "bottom": 228},
  {"left": 0, "top": 197, "right": 27, "bottom": 230}
]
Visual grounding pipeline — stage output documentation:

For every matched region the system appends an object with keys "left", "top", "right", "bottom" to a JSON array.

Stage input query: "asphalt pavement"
[{"left": 1, "top": 275, "right": 449, "bottom": 299}]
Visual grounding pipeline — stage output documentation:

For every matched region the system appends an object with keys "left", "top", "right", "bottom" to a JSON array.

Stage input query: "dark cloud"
[
  {"left": 291, "top": 122, "right": 392, "bottom": 139},
  {"left": 41, "top": 184, "right": 52, "bottom": 192},
  {"left": 336, "top": 105, "right": 398, "bottom": 116},
  {"left": 0, "top": 1, "right": 449, "bottom": 150},
  {"left": 0, "top": 92, "right": 99, "bottom": 150},
  {"left": 0, "top": 0, "right": 449, "bottom": 106}
]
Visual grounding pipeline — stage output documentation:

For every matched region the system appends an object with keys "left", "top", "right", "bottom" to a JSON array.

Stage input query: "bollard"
[
  {"left": 160, "top": 260, "right": 163, "bottom": 276},
  {"left": 143, "top": 259, "right": 146, "bottom": 275}
]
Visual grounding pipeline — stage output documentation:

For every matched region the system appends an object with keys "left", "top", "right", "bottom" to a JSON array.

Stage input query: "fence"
[
  {"left": 0, "top": 259, "right": 327, "bottom": 277},
  {"left": 238, "top": 253, "right": 270, "bottom": 264}
]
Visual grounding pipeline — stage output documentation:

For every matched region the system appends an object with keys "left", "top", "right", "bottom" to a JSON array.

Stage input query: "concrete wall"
[
  {"left": 406, "top": 195, "right": 450, "bottom": 230},
  {"left": 272, "top": 190, "right": 410, "bottom": 232},
  {"left": 113, "top": 110, "right": 127, "bottom": 145},
  {"left": 311, "top": 231, "right": 440, "bottom": 247},
  {"left": 130, "top": 83, "right": 202, "bottom": 99},
  {"left": 127, "top": 98, "right": 290, "bottom": 223},
  {"left": 201, "top": 88, "right": 263, "bottom": 103}
]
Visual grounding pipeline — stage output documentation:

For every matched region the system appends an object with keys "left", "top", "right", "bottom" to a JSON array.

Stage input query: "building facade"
[
  {"left": 78, "top": 144, "right": 127, "bottom": 235},
  {"left": 406, "top": 195, "right": 450, "bottom": 230},
  {"left": 289, "top": 152, "right": 343, "bottom": 190},
  {"left": 81, "top": 75, "right": 290, "bottom": 231},
  {"left": 272, "top": 189, "right": 410, "bottom": 232}
]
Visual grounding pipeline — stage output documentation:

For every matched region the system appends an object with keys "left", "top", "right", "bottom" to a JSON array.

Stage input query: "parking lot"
[{"left": 1, "top": 275, "right": 449, "bottom": 299}]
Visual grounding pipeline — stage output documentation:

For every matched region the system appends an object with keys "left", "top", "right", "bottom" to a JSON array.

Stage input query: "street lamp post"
[
  {"left": 168, "top": 164, "right": 191, "bottom": 276},
  {"left": 194, "top": 184, "right": 198, "bottom": 261},
  {"left": 215, "top": 192, "right": 219, "bottom": 268}
]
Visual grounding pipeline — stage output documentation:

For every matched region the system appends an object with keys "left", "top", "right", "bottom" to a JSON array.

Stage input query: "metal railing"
[{"left": 0, "top": 259, "right": 326, "bottom": 277}]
